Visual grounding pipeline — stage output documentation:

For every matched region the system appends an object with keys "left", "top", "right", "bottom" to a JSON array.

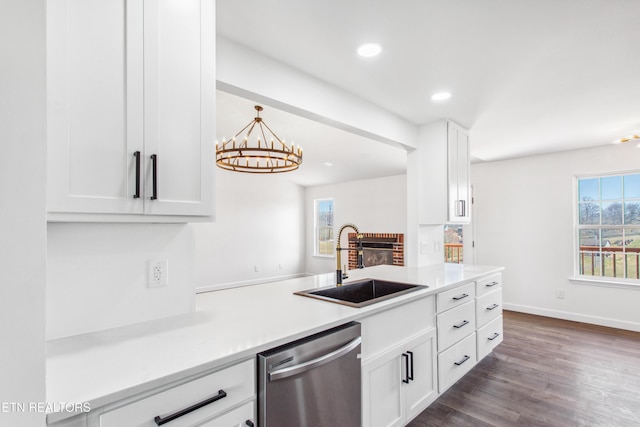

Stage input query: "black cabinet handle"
[
  {"left": 452, "top": 293, "right": 469, "bottom": 301},
  {"left": 453, "top": 320, "right": 469, "bottom": 329},
  {"left": 454, "top": 355, "right": 470, "bottom": 366},
  {"left": 402, "top": 353, "right": 410, "bottom": 383},
  {"left": 486, "top": 281, "right": 499, "bottom": 287},
  {"left": 488, "top": 332, "right": 501, "bottom": 341},
  {"left": 407, "top": 350, "right": 414, "bottom": 382},
  {"left": 245, "top": 421, "right": 255, "bottom": 427},
  {"left": 133, "top": 151, "right": 141, "bottom": 198},
  {"left": 486, "top": 303, "right": 499, "bottom": 311},
  {"left": 150, "top": 154, "right": 158, "bottom": 200},
  {"left": 154, "top": 389, "right": 227, "bottom": 425}
]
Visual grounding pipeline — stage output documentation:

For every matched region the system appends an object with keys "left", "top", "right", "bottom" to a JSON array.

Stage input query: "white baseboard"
[
  {"left": 503, "top": 303, "right": 640, "bottom": 332},
  {"left": 196, "top": 273, "right": 310, "bottom": 294}
]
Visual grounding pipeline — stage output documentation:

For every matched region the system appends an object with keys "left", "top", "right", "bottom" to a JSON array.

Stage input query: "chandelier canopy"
[{"left": 216, "top": 105, "right": 302, "bottom": 173}]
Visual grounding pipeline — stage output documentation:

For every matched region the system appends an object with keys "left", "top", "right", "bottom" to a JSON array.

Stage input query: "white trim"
[
  {"left": 312, "top": 254, "right": 335, "bottom": 259},
  {"left": 196, "top": 273, "right": 310, "bottom": 293},
  {"left": 569, "top": 276, "right": 640, "bottom": 289},
  {"left": 503, "top": 302, "right": 640, "bottom": 332}
]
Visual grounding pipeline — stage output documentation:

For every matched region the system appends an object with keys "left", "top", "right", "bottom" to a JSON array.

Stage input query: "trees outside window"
[{"left": 314, "top": 199, "right": 334, "bottom": 256}]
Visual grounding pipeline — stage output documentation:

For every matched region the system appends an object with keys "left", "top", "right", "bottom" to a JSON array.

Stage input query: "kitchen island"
[{"left": 46, "top": 263, "right": 503, "bottom": 426}]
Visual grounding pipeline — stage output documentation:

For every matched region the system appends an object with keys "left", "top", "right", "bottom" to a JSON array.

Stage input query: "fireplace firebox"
[{"left": 347, "top": 233, "right": 404, "bottom": 269}]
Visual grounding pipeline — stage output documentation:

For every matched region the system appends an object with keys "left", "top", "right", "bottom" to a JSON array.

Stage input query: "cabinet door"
[
  {"left": 404, "top": 329, "right": 438, "bottom": 421},
  {"left": 447, "top": 121, "right": 470, "bottom": 223},
  {"left": 143, "top": 0, "right": 214, "bottom": 216},
  {"left": 362, "top": 348, "right": 404, "bottom": 427},
  {"left": 47, "top": 0, "right": 144, "bottom": 215}
]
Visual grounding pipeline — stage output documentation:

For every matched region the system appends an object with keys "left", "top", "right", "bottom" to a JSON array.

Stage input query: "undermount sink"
[{"left": 294, "top": 278, "right": 426, "bottom": 308}]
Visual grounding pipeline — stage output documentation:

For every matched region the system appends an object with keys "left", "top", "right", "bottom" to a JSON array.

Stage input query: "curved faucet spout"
[{"left": 336, "top": 223, "right": 364, "bottom": 286}]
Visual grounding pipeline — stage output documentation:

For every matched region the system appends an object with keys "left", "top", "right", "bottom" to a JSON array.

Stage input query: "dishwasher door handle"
[{"left": 269, "top": 337, "right": 361, "bottom": 381}]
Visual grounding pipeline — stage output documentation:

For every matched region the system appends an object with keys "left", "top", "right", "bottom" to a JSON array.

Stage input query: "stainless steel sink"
[{"left": 294, "top": 278, "right": 425, "bottom": 308}]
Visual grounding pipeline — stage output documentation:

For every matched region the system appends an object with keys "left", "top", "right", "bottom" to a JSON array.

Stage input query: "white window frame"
[
  {"left": 573, "top": 171, "right": 640, "bottom": 287},
  {"left": 314, "top": 198, "right": 334, "bottom": 258}
]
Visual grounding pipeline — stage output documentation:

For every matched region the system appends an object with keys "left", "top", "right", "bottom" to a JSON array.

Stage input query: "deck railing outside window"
[
  {"left": 445, "top": 243, "right": 463, "bottom": 264},
  {"left": 579, "top": 245, "right": 640, "bottom": 279}
]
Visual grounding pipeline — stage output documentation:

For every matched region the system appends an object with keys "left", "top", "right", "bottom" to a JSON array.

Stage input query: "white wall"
[
  {"left": 305, "top": 175, "right": 407, "bottom": 274},
  {"left": 193, "top": 170, "right": 305, "bottom": 291},
  {"left": 47, "top": 224, "right": 195, "bottom": 339},
  {"left": 0, "top": 0, "right": 47, "bottom": 425},
  {"left": 473, "top": 143, "right": 640, "bottom": 331}
]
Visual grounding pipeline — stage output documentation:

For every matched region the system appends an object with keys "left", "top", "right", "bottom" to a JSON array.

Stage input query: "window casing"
[
  {"left": 314, "top": 199, "right": 334, "bottom": 257},
  {"left": 576, "top": 172, "right": 640, "bottom": 282}
]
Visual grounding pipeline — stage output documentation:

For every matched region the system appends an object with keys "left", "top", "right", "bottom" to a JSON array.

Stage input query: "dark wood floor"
[{"left": 409, "top": 311, "right": 640, "bottom": 427}]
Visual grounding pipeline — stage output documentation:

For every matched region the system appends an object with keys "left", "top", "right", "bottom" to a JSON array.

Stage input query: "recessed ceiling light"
[
  {"left": 357, "top": 43, "right": 382, "bottom": 58},
  {"left": 431, "top": 92, "right": 452, "bottom": 101},
  {"left": 323, "top": 162, "right": 333, "bottom": 167}
]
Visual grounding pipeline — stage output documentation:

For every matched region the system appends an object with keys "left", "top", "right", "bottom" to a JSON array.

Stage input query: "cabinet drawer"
[
  {"left": 99, "top": 359, "right": 255, "bottom": 427},
  {"left": 475, "top": 288, "right": 502, "bottom": 328},
  {"left": 436, "top": 300, "right": 476, "bottom": 351},
  {"left": 476, "top": 274, "right": 502, "bottom": 297},
  {"left": 437, "top": 282, "right": 475, "bottom": 313},
  {"left": 360, "top": 296, "right": 435, "bottom": 360},
  {"left": 477, "top": 315, "right": 503, "bottom": 361},
  {"left": 200, "top": 400, "right": 255, "bottom": 427},
  {"left": 437, "top": 332, "right": 476, "bottom": 393}
]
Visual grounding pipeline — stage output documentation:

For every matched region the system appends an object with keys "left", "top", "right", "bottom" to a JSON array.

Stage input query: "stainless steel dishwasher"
[{"left": 258, "top": 321, "right": 361, "bottom": 427}]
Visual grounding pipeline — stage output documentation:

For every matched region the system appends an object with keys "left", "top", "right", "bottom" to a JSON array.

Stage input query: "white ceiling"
[{"left": 216, "top": 0, "right": 640, "bottom": 186}]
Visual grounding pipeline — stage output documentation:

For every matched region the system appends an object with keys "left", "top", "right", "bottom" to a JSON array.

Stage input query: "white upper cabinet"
[
  {"left": 447, "top": 121, "right": 470, "bottom": 223},
  {"left": 417, "top": 120, "right": 471, "bottom": 224},
  {"left": 46, "top": 0, "right": 215, "bottom": 221}
]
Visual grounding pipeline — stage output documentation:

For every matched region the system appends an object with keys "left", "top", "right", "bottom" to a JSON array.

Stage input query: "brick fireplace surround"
[{"left": 347, "top": 232, "right": 404, "bottom": 270}]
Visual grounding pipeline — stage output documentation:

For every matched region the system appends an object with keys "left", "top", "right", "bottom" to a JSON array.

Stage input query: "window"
[
  {"left": 576, "top": 172, "right": 640, "bottom": 281},
  {"left": 444, "top": 224, "right": 464, "bottom": 264},
  {"left": 314, "top": 199, "right": 334, "bottom": 256}
]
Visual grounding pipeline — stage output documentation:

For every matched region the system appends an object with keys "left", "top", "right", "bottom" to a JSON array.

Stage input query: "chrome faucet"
[{"left": 336, "top": 223, "right": 364, "bottom": 286}]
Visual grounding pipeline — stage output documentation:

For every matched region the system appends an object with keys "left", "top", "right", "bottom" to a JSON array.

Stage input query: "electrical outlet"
[
  {"left": 254, "top": 265, "right": 259, "bottom": 272},
  {"left": 148, "top": 259, "right": 168, "bottom": 288},
  {"left": 556, "top": 288, "right": 565, "bottom": 299},
  {"left": 420, "top": 241, "right": 429, "bottom": 254}
]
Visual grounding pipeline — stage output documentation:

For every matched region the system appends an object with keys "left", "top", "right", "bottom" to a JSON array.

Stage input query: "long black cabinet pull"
[
  {"left": 488, "top": 332, "right": 501, "bottom": 341},
  {"left": 486, "top": 281, "right": 499, "bottom": 287},
  {"left": 407, "top": 351, "right": 414, "bottom": 382},
  {"left": 486, "top": 303, "right": 499, "bottom": 311},
  {"left": 154, "top": 389, "right": 227, "bottom": 425},
  {"left": 150, "top": 154, "right": 158, "bottom": 200},
  {"left": 133, "top": 151, "right": 141, "bottom": 198},
  {"left": 453, "top": 320, "right": 469, "bottom": 329},
  {"left": 452, "top": 293, "right": 468, "bottom": 301},
  {"left": 454, "top": 355, "right": 470, "bottom": 366},
  {"left": 245, "top": 421, "right": 255, "bottom": 427},
  {"left": 402, "top": 353, "right": 410, "bottom": 383}
]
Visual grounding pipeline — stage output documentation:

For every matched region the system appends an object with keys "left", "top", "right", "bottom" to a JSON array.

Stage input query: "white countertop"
[{"left": 46, "top": 263, "right": 502, "bottom": 423}]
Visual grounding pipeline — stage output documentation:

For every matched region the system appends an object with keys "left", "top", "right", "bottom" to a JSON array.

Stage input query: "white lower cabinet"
[
  {"left": 47, "top": 414, "right": 87, "bottom": 427},
  {"left": 477, "top": 315, "right": 504, "bottom": 360},
  {"left": 362, "top": 329, "right": 437, "bottom": 427},
  {"left": 198, "top": 401, "right": 255, "bottom": 427},
  {"left": 437, "top": 332, "right": 477, "bottom": 392},
  {"left": 89, "top": 359, "right": 255, "bottom": 427}
]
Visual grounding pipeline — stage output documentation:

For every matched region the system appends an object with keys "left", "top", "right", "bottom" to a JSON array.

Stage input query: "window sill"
[
  {"left": 313, "top": 254, "right": 335, "bottom": 259},
  {"left": 569, "top": 276, "right": 640, "bottom": 290}
]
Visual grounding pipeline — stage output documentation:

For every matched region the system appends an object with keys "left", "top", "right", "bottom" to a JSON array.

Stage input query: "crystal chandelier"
[{"left": 216, "top": 105, "right": 302, "bottom": 173}]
